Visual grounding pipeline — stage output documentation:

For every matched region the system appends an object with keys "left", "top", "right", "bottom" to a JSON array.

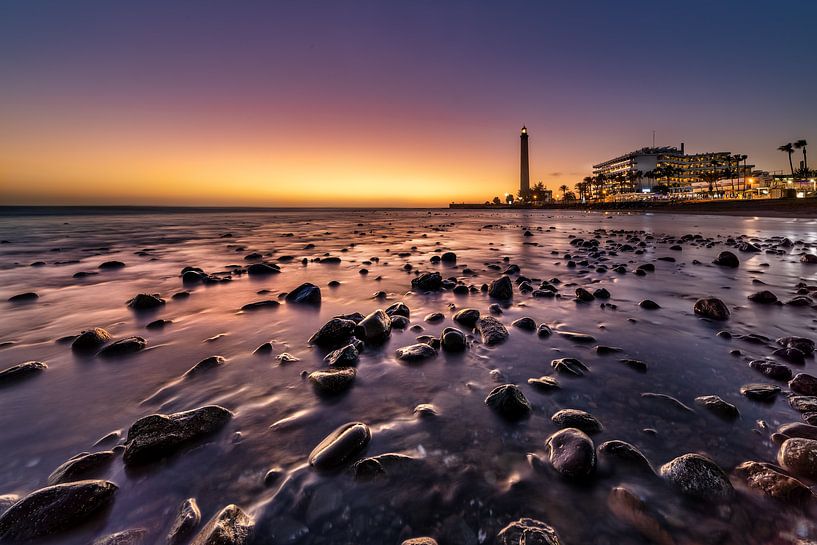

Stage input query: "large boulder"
[
  {"left": 285, "top": 283, "right": 321, "bottom": 305},
  {"left": 411, "top": 272, "right": 443, "bottom": 291},
  {"left": 777, "top": 437, "right": 817, "bottom": 480},
  {"left": 693, "top": 298, "right": 730, "bottom": 320},
  {"left": 309, "top": 422, "right": 371, "bottom": 471},
  {"left": 308, "top": 318, "right": 357, "bottom": 349},
  {"left": 496, "top": 518, "right": 562, "bottom": 545},
  {"left": 484, "top": 384, "right": 531, "bottom": 420},
  {"left": 123, "top": 405, "right": 233, "bottom": 465},
  {"left": 659, "top": 453, "right": 733, "bottom": 501},
  {"left": 189, "top": 504, "right": 253, "bottom": 545},
  {"left": 546, "top": 428, "right": 596, "bottom": 479},
  {"left": 476, "top": 317, "right": 508, "bottom": 346},
  {"left": 0, "top": 480, "right": 118, "bottom": 541},
  {"left": 71, "top": 327, "right": 112, "bottom": 353},
  {"left": 488, "top": 276, "right": 513, "bottom": 299},
  {"left": 357, "top": 310, "right": 392, "bottom": 344},
  {"left": 713, "top": 251, "right": 739, "bottom": 268},
  {"left": 47, "top": 450, "right": 116, "bottom": 485},
  {"left": 733, "top": 461, "right": 813, "bottom": 504}
]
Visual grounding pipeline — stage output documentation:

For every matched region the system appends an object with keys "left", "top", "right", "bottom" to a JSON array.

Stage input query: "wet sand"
[{"left": 1, "top": 208, "right": 817, "bottom": 544}]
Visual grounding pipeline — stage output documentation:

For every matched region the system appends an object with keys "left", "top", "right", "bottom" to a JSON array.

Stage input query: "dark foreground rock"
[
  {"left": 92, "top": 528, "right": 146, "bottom": 545},
  {"left": 48, "top": 450, "right": 116, "bottom": 485},
  {"left": 733, "top": 461, "right": 813, "bottom": 504},
  {"left": 357, "top": 309, "right": 392, "bottom": 343},
  {"left": 308, "top": 367, "right": 356, "bottom": 394},
  {"left": 693, "top": 297, "right": 730, "bottom": 320},
  {"left": 713, "top": 251, "right": 739, "bottom": 268},
  {"left": 488, "top": 276, "right": 513, "bottom": 299},
  {"left": 0, "top": 360, "right": 46, "bottom": 385},
  {"left": 309, "top": 422, "right": 371, "bottom": 470},
  {"left": 395, "top": 343, "right": 437, "bottom": 362},
  {"left": 476, "top": 317, "right": 509, "bottom": 346},
  {"left": 98, "top": 337, "right": 147, "bottom": 358},
  {"left": 308, "top": 318, "right": 357, "bottom": 349},
  {"left": 285, "top": 283, "right": 321, "bottom": 305},
  {"left": 484, "top": 384, "right": 531, "bottom": 420},
  {"left": 167, "top": 498, "right": 201, "bottom": 545},
  {"left": 126, "top": 293, "right": 165, "bottom": 310},
  {"left": 71, "top": 327, "right": 113, "bottom": 352},
  {"left": 496, "top": 518, "right": 562, "bottom": 545},
  {"left": 0, "top": 480, "right": 118, "bottom": 541},
  {"left": 123, "top": 405, "right": 233, "bottom": 465},
  {"left": 777, "top": 437, "right": 817, "bottom": 480},
  {"left": 411, "top": 272, "right": 442, "bottom": 291},
  {"left": 659, "top": 453, "right": 733, "bottom": 501},
  {"left": 598, "top": 440, "right": 654, "bottom": 473},
  {"left": 546, "top": 428, "right": 595, "bottom": 479},
  {"left": 189, "top": 504, "right": 253, "bottom": 545}
]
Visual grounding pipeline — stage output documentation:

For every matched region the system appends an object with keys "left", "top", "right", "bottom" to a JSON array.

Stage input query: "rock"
[
  {"left": 557, "top": 331, "right": 596, "bottom": 343},
  {"left": 167, "top": 498, "right": 201, "bottom": 545},
  {"left": 47, "top": 451, "right": 116, "bottom": 485},
  {"left": 98, "top": 337, "right": 147, "bottom": 357},
  {"left": 484, "top": 384, "right": 531, "bottom": 420},
  {"left": 546, "top": 428, "right": 596, "bottom": 479},
  {"left": 791, "top": 373, "right": 817, "bottom": 396},
  {"left": 659, "top": 453, "right": 733, "bottom": 501},
  {"left": 402, "top": 538, "right": 438, "bottom": 545},
  {"left": 713, "top": 251, "right": 739, "bottom": 267},
  {"left": 126, "top": 293, "right": 165, "bottom": 310},
  {"left": 93, "top": 529, "right": 146, "bottom": 545},
  {"left": 527, "top": 376, "right": 560, "bottom": 391},
  {"left": 593, "top": 288, "right": 611, "bottom": 299},
  {"left": 694, "top": 395, "right": 739, "bottom": 420},
  {"left": 411, "top": 272, "right": 442, "bottom": 291},
  {"left": 778, "top": 437, "right": 817, "bottom": 480},
  {"left": 476, "top": 317, "right": 508, "bottom": 346},
  {"left": 246, "top": 263, "right": 280, "bottom": 276},
  {"left": 123, "top": 405, "right": 233, "bottom": 465},
  {"left": 441, "top": 252, "right": 457, "bottom": 263},
  {"left": 551, "top": 409, "right": 603, "bottom": 434},
  {"left": 574, "top": 288, "right": 594, "bottom": 302},
  {"left": 639, "top": 299, "right": 661, "bottom": 310},
  {"left": 739, "top": 242, "right": 761, "bottom": 253},
  {"left": 285, "top": 283, "right": 321, "bottom": 305},
  {"left": 488, "top": 276, "right": 513, "bottom": 299},
  {"left": 241, "top": 300, "right": 280, "bottom": 311},
  {"left": 749, "top": 360, "right": 792, "bottom": 381},
  {"left": 98, "top": 261, "right": 126, "bottom": 270},
  {"left": 452, "top": 308, "right": 480, "bottom": 328},
  {"left": 146, "top": 319, "right": 171, "bottom": 330},
  {"left": 185, "top": 356, "right": 226, "bottom": 377},
  {"left": 440, "top": 327, "right": 467, "bottom": 352},
  {"left": 748, "top": 290, "right": 778, "bottom": 304},
  {"left": 740, "top": 383, "right": 781, "bottom": 402},
  {"left": 734, "top": 461, "right": 813, "bottom": 504},
  {"left": 190, "top": 504, "right": 253, "bottom": 545},
  {"left": 620, "top": 359, "right": 648, "bottom": 373},
  {"left": 357, "top": 309, "right": 392, "bottom": 343},
  {"left": 607, "top": 487, "right": 674, "bottom": 545},
  {"left": 309, "top": 422, "right": 371, "bottom": 470},
  {"left": 424, "top": 312, "right": 444, "bottom": 323},
  {"left": 693, "top": 297, "right": 730, "bottom": 320},
  {"left": 777, "top": 336, "right": 815, "bottom": 355},
  {"left": 71, "top": 328, "right": 112, "bottom": 353},
  {"left": 790, "top": 396, "right": 817, "bottom": 413},
  {"left": 308, "top": 367, "right": 356, "bottom": 393},
  {"left": 276, "top": 353, "right": 299, "bottom": 364},
  {"left": 308, "top": 318, "right": 357, "bottom": 348},
  {"left": 598, "top": 440, "right": 653, "bottom": 473},
  {"left": 800, "top": 254, "right": 817, "bottom": 264},
  {"left": 551, "top": 358, "right": 589, "bottom": 377},
  {"left": 0, "top": 360, "right": 46, "bottom": 384},
  {"left": 7, "top": 292, "right": 38, "bottom": 302},
  {"left": 774, "top": 347, "right": 806, "bottom": 365},
  {"left": 496, "top": 518, "right": 561, "bottom": 545},
  {"left": 385, "top": 302, "right": 410, "bottom": 318},
  {"left": 779, "top": 422, "right": 817, "bottom": 440},
  {"left": 324, "top": 344, "right": 359, "bottom": 366},
  {"left": 536, "top": 324, "right": 553, "bottom": 338},
  {"left": 0, "top": 480, "right": 118, "bottom": 541},
  {"left": 511, "top": 317, "right": 536, "bottom": 331}
]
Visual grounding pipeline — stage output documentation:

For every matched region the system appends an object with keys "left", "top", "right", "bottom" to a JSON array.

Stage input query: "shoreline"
[{"left": 450, "top": 197, "right": 817, "bottom": 218}]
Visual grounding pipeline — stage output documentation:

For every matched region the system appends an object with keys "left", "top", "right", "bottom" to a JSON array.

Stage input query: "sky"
[{"left": 1, "top": 0, "right": 816, "bottom": 207}]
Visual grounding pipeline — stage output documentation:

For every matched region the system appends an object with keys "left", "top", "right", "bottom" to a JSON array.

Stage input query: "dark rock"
[
  {"left": 324, "top": 344, "right": 359, "bottom": 366},
  {"left": 496, "top": 518, "right": 561, "bottom": 545},
  {"left": 146, "top": 319, "right": 171, "bottom": 330},
  {"left": 511, "top": 317, "right": 536, "bottom": 331},
  {"left": 452, "top": 308, "right": 480, "bottom": 328},
  {"left": 126, "top": 293, "right": 165, "bottom": 310},
  {"left": 639, "top": 299, "right": 660, "bottom": 310},
  {"left": 411, "top": 272, "right": 443, "bottom": 291},
  {"left": 593, "top": 288, "right": 611, "bottom": 299},
  {"left": 185, "top": 356, "right": 226, "bottom": 377},
  {"left": 385, "top": 302, "right": 410, "bottom": 318},
  {"left": 713, "top": 251, "right": 739, "bottom": 267},
  {"left": 800, "top": 254, "right": 817, "bottom": 264},
  {"left": 740, "top": 383, "right": 781, "bottom": 402},
  {"left": 476, "top": 317, "right": 508, "bottom": 346},
  {"left": 595, "top": 345, "right": 622, "bottom": 355},
  {"left": 308, "top": 367, "right": 356, "bottom": 393},
  {"left": 308, "top": 318, "right": 357, "bottom": 348},
  {"left": 773, "top": 347, "right": 806, "bottom": 365},
  {"left": 790, "top": 373, "right": 817, "bottom": 396},
  {"left": 309, "top": 422, "right": 371, "bottom": 470},
  {"left": 749, "top": 360, "right": 793, "bottom": 381},
  {"left": 98, "top": 337, "right": 146, "bottom": 357},
  {"left": 620, "top": 359, "right": 647, "bottom": 373},
  {"left": 167, "top": 498, "right": 201, "bottom": 545},
  {"left": 551, "top": 358, "right": 589, "bottom": 377},
  {"left": 551, "top": 409, "right": 603, "bottom": 434},
  {"left": 778, "top": 422, "right": 817, "bottom": 441},
  {"left": 546, "top": 428, "right": 596, "bottom": 479},
  {"left": 574, "top": 288, "right": 594, "bottom": 302},
  {"left": 777, "top": 336, "right": 815, "bottom": 355},
  {"left": 440, "top": 327, "right": 467, "bottom": 352},
  {"left": 598, "top": 440, "right": 653, "bottom": 473},
  {"left": 527, "top": 376, "right": 560, "bottom": 391},
  {"left": 285, "top": 283, "right": 321, "bottom": 305},
  {"left": 790, "top": 396, "right": 817, "bottom": 413},
  {"left": 92, "top": 529, "right": 146, "bottom": 545},
  {"left": 246, "top": 263, "right": 280, "bottom": 276},
  {"left": 693, "top": 297, "right": 730, "bottom": 320},
  {"left": 241, "top": 300, "right": 280, "bottom": 311},
  {"left": 484, "top": 384, "right": 531, "bottom": 420},
  {"left": 441, "top": 252, "right": 457, "bottom": 263},
  {"left": 48, "top": 450, "right": 116, "bottom": 485},
  {"left": 748, "top": 290, "right": 778, "bottom": 304},
  {"left": 0, "top": 360, "right": 46, "bottom": 384},
  {"left": 98, "top": 261, "right": 126, "bottom": 270},
  {"left": 0, "top": 480, "right": 118, "bottom": 541},
  {"left": 694, "top": 395, "right": 739, "bottom": 420},
  {"left": 734, "top": 461, "right": 813, "bottom": 504},
  {"left": 536, "top": 324, "right": 553, "bottom": 338},
  {"left": 557, "top": 331, "right": 596, "bottom": 343},
  {"left": 659, "top": 454, "right": 733, "bottom": 501},
  {"left": 189, "top": 504, "right": 253, "bottom": 545},
  {"left": 778, "top": 438, "right": 817, "bottom": 481},
  {"left": 357, "top": 309, "right": 392, "bottom": 343},
  {"left": 488, "top": 276, "right": 514, "bottom": 299},
  {"left": 123, "top": 405, "right": 233, "bottom": 465},
  {"left": 424, "top": 312, "right": 444, "bottom": 323},
  {"left": 7, "top": 292, "right": 38, "bottom": 302}
]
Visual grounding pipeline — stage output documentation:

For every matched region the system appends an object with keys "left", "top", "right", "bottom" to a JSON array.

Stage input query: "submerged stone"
[{"left": 309, "top": 422, "right": 371, "bottom": 470}]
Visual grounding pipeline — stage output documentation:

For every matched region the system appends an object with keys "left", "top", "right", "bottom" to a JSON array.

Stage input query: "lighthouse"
[{"left": 520, "top": 126, "right": 530, "bottom": 201}]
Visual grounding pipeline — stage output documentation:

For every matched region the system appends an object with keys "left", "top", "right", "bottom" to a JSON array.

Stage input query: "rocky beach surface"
[{"left": 0, "top": 208, "right": 817, "bottom": 544}]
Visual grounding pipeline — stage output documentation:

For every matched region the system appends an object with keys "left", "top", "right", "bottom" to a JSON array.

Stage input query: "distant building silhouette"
[{"left": 520, "top": 126, "right": 530, "bottom": 200}]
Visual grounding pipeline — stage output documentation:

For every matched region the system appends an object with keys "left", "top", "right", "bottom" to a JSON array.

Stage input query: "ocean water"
[{"left": 0, "top": 207, "right": 816, "bottom": 544}]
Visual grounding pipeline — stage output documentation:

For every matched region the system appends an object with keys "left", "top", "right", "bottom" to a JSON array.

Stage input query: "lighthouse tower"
[{"left": 520, "top": 126, "right": 530, "bottom": 201}]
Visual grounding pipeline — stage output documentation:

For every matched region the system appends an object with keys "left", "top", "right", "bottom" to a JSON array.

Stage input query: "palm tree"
[
  {"left": 582, "top": 176, "right": 594, "bottom": 200},
  {"left": 559, "top": 184, "right": 569, "bottom": 200},
  {"left": 779, "top": 143, "right": 795, "bottom": 176},
  {"left": 794, "top": 140, "right": 808, "bottom": 172},
  {"left": 592, "top": 175, "right": 605, "bottom": 200},
  {"left": 733, "top": 154, "right": 748, "bottom": 193}
]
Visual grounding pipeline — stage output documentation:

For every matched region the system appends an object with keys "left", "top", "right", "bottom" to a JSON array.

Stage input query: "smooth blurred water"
[{"left": 0, "top": 208, "right": 816, "bottom": 544}]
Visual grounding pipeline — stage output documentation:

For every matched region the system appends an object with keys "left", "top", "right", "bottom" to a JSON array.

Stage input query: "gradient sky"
[{"left": 2, "top": 1, "right": 816, "bottom": 207}]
